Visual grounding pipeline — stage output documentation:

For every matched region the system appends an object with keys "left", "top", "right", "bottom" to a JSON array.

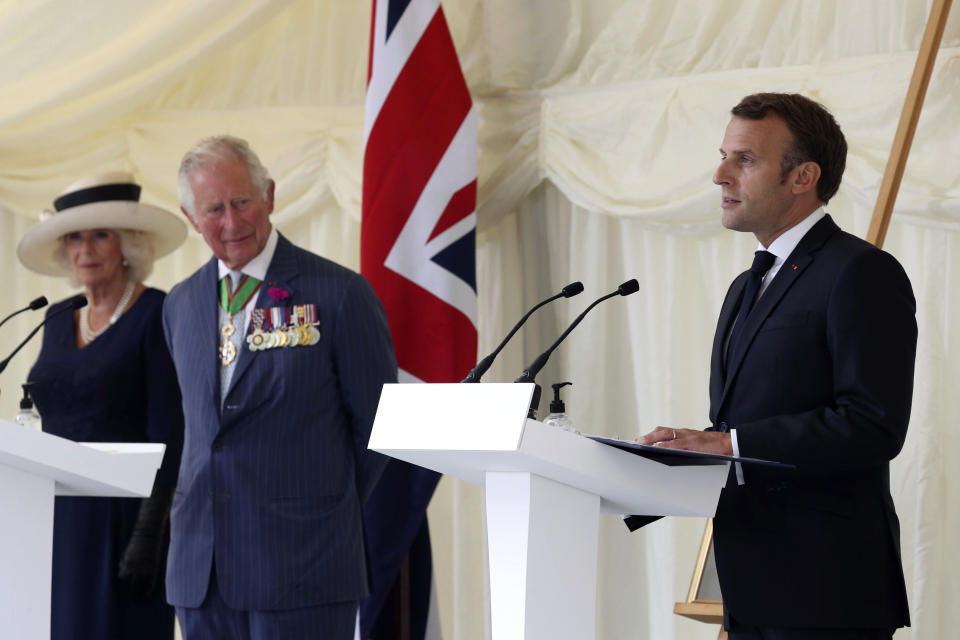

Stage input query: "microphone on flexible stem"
[
  {"left": 0, "top": 295, "right": 87, "bottom": 376},
  {"left": 0, "top": 296, "right": 48, "bottom": 330},
  {"left": 514, "top": 279, "right": 639, "bottom": 418},
  {"left": 461, "top": 281, "right": 584, "bottom": 383}
]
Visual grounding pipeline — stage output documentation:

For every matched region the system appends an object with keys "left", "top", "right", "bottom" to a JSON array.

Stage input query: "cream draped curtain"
[{"left": 1, "top": 1, "right": 958, "bottom": 638}]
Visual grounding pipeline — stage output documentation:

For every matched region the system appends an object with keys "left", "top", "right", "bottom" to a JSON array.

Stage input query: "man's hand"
[{"left": 636, "top": 426, "right": 733, "bottom": 456}]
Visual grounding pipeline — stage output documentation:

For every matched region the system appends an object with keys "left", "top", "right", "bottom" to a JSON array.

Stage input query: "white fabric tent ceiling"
[{"left": 1, "top": 1, "right": 958, "bottom": 638}]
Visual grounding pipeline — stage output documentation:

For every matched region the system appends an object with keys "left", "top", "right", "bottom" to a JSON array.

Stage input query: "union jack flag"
[{"left": 360, "top": 0, "right": 477, "bottom": 637}]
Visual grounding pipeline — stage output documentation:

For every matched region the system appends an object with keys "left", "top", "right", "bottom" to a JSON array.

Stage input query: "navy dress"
[{"left": 28, "top": 288, "right": 184, "bottom": 640}]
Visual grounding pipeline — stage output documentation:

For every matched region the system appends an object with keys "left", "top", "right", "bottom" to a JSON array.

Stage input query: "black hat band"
[{"left": 54, "top": 183, "right": 142, "bottom": 212}]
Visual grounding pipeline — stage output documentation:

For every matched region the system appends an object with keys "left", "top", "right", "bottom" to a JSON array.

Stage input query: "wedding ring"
[{"left": 672, "top": 429, "right": 678, "bottom": 440}]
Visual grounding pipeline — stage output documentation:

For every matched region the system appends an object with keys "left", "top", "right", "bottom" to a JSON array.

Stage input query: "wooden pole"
[{"left": 865, "top": 0, "right": 953, "bottom": 248}]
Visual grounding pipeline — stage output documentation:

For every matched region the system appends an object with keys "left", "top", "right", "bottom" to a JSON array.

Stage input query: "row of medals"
[
  {"left": 246, "top": 323, "right": 321, "bottom": 351},
  {"left": 219, "top": 305, "right": 321, "bottom": 365}
]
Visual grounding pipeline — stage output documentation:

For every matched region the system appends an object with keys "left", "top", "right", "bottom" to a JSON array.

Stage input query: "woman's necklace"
[{"left": 79, "top": 279, "right": 135, "bottom": 344}]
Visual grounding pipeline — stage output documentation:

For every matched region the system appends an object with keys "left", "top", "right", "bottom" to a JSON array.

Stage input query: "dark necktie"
[{"left": 725, "top": 250, "right": 776, "bottom": 369}]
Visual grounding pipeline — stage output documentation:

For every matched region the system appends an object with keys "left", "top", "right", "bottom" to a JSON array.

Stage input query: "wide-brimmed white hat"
[{"left": 17, "top": 171, "right": 187, "bottom": 276}]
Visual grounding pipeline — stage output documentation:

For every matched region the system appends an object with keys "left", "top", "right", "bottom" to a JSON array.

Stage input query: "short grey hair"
[
  {"left": 178, "top": 135, "right": 272, "bottom": 221},
  {"left": 54, "top": 229, "right": 156, "bottom": 287}
]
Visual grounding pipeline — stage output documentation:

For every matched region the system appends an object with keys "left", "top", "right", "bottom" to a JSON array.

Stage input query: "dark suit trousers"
[{"left": 176, "top": 563, "right": 357, "bottom": 640}]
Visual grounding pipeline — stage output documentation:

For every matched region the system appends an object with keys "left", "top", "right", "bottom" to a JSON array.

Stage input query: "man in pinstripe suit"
[{"left": 162, "top": 135, "right": 396, "bottom": 639}]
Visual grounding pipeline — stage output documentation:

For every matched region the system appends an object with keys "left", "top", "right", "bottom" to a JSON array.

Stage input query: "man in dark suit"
[
  {"left": 636, "top": 93, "right": 916, "bottom": 638},
  {"left": 162, "top": 135, "right": 396, "bottom": 639}
]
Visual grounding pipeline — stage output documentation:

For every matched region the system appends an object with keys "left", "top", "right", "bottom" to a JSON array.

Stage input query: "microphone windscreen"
[
  {"left": 71, "top": 295, "right": 89, "bottom": 309},
  {"left": 29, "top": 296, "right": 49, "bottom": 310},
  {"left": 618, "top": 279, "right": 639, "bottom": 296},
  {"left": 561, "top": 281, "right": 584, "bottom": 297}
]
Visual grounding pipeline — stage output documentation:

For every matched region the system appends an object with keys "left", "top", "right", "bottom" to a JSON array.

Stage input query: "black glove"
[{"left": 118, "top": 485, "right": 174, "bottom": 599}]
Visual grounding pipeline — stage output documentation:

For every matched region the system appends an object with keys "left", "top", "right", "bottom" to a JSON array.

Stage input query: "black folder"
[{"left": 587, "top": 436, "right": 795, "bottom": 469}]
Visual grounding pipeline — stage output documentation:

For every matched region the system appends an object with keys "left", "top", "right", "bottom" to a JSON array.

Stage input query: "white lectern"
[
  {"left": 369, "top": 383, "right": 730, "bottom": 640},
  {"left": 0, "top": 419, "right": 165, "bottom": 640}
]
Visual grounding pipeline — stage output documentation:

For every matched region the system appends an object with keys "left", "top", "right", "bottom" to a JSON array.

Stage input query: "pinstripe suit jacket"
[{"left": 162, "top": 234, "right": 396, "bottom": 610}]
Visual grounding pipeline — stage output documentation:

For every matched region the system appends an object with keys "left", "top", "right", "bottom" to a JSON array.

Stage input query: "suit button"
[
  {"left": 719, "top": 421, "right": 729, "bottom": 432},
  {"left": 208, "top": 491, "right": 214, "bottom": 498}
]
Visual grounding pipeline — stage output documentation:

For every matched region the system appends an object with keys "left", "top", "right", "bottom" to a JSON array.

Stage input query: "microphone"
[
  {"left": 0, "top": 295, "right": 87, "bottom": 375},
  {"left": 515, "top": 279, "right": 638, "bottom": 385},
  {"left": 461, "top": 281, "right": 584, "bottom": 383},
  {"left": 0, "top": 296, "right": 48, "bottom": 330}
]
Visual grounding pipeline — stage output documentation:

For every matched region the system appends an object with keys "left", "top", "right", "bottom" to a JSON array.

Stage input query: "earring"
[{"left": 122, "top": 258, "right": 130, "bottom": 267}]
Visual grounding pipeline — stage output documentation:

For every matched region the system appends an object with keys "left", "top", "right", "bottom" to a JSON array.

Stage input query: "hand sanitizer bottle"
[
  {"left": 543, "top": 381, "right": 575, "bottom": 432},
  {"left": 15, "top": 383, "right": 42, "bottom": 431}
]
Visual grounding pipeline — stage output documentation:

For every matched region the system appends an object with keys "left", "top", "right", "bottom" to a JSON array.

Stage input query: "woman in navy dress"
[{"left": 17, "top": 172, "right": 187, "bottom": 640}]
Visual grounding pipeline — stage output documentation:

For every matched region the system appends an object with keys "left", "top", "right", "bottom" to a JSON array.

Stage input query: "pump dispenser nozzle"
[
  {"left": 544, "top": 382, "right": 575, "bottom": 432},
  {"left": 550, "top": 381, "right": 572, "bottom": 413},
  {"left": 20, "top": 383, "right": 36, "bottom": 409},
  {"left": 15, "top": 382, "right": 42, "bottom": 430}
]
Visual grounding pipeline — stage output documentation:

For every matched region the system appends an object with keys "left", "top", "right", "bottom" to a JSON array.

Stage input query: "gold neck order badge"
[
  {"left": 218, "top": 274, "right": 262, "bottom": 366},
  {"left": 219, "top": 314, "right": 238, "bottom": 366}
]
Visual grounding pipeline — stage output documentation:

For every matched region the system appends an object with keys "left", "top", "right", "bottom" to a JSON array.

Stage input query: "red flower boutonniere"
[{"left": 268, "top": 286, "right": 290, "bottom": 302}]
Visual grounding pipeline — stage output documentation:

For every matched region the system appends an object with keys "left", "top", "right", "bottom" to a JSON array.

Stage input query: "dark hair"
[{"left": 731, "top": 93, "right": 847, "bottom": 204}]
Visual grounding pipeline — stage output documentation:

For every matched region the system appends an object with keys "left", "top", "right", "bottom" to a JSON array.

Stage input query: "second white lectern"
[
  {"left": 369, "top": 383, "right": 729, "bottom": 640},
  {"left": 0, "top": 419, "right": 165, "bottom": 640}
]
